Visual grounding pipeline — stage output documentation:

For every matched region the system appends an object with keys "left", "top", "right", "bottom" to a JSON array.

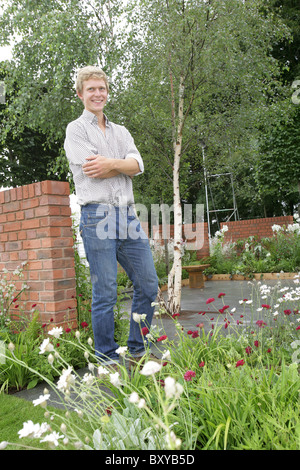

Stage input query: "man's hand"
[
  {"left": 82, "top": 154, "right": 140, "bottom": 179},
  {"left": 82, "top": 155, "right": 119, "bottom": 179}
]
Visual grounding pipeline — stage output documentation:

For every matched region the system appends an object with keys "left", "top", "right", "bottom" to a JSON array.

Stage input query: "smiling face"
[{"left": 77, "top": 78, "right": 108, "bottom": 116}]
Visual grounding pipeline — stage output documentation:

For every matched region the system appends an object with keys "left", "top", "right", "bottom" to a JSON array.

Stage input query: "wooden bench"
[{"left": 182, "top": 264, "right": 210, "bottom": 288}]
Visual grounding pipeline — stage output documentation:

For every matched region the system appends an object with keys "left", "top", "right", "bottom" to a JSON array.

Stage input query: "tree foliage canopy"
[{"left": 0, "top": 0, "right": 298, "bottom": 218}]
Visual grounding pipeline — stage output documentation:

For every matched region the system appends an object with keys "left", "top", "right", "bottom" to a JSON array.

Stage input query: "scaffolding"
[{"left": 202, "top": 144, "right": 239, "bottom": 239}]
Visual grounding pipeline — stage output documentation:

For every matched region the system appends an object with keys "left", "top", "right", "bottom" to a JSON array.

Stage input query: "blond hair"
[{"left": 75, "top": 66, "right": 109, "bottom": 94}]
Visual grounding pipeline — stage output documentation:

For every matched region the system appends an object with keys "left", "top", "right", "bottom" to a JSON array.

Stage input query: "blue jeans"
[{"left": 80, "top": 204, "right": 158, "bottom": 364}]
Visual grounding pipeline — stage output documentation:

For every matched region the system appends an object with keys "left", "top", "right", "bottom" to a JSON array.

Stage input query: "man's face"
[{"left": 77, "top": 78, "right": 108, "bottom": 114}]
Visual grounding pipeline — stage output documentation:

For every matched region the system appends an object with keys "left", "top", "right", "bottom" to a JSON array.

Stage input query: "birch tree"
[{"left": 123, "top": 0, "right": 289, "bottom": 314}]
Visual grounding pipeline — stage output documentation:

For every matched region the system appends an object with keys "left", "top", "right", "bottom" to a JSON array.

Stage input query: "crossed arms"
[{"left": 82, "top": 154, "right": 140, "bottom": 179}]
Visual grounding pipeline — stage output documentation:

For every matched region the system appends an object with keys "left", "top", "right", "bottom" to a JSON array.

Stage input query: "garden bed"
[{"left": 205, "top": 272, "right": 298, "bottom": 281}]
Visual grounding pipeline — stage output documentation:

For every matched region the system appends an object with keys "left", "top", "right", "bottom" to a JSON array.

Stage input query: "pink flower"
[
  {"left": 236, "top": 359, "right": 245, "bottom": 367},
  {"left": 206, "top": 298, "right": 215, "bottom": 304},
  {"left": 196, "top": 323, "right": 204, "bottom": 328},
  {"left": 184, "top": 370, "right": 196, "bottom": 381}
]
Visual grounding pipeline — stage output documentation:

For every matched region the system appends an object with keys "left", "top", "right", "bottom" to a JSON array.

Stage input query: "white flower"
[
  {"left": 48, "top": 354, "right": 54, "bottom": 365},
  {"left": 33, "top": 394, "right": 50, "bottom": 408},
  {"left": 137, "top": 398, "right": 146, "bottom": 409},
  {"left": 40, "top": 431, "right": 64, "bottom": 447},
  {"left": 8, "top": 342, "right": 15, "bottom": 352},
  {"left": 115, "top": 346, "right": 128, "bottom": 356},
  {"left": 0, "top": 441, "right": 8, "bottom": 450},
  {"left": 162, "top": 350, "right": 171, "bottom": 361},
  {"left": 132, "top": 312, "right": 147, "bottom": 323},
  {"left": 18, "top": 421, "right": 50, "bottom": 439},
  {"left": 81, "top": 373, "right": 94, "bottom": 386},
  {"left": 87, "top": 337, "right": 93, "bottom": 346},
  {"left": 272, "top": 224, "right": 282, "bottom": 232},
  {"left": 129, "top": 391, "right": 140, "bottom": 404},
  {"left": 97, "top": 366, "right": 109, "bottom": 377},
  {"left": 57, "top": 366, "right": 76, "bottom": 392},
  {"left": 164, "top": 376, "right": 184, "bottom": 399},
  {"left": 109, "top": 371, "right": 122, "bottom": 388},
  {"left": 166, "top": 431, "right": 181, "bottom": 450},
  {"left": 140, "top": 360, "right": 162, "bottom": 376},
  {"left": 48, "top": 327, "right": 63, "bottom": 339},
  {"left": 39, "top": 338, "right": 54, "bottom": 354}
]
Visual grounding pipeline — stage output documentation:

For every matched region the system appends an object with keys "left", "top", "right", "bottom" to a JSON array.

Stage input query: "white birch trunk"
[{"left": 167, "top": 74, "right": 185, "bottom": 315}]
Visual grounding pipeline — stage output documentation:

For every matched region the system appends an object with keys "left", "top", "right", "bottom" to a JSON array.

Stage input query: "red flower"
[
  {"left": 245, "top": 346, "right": 252, "bottom": 355},
  {"left": 172, "top": 313, "right": 180, "bottom": 318},
  {"left": 256, "top": 320, "right": 267, "bottom": 328},
  {"left": 157, "top": 335, "right": 168, "bottom": 342},
  {"left": 199, "top": 361, "right": 205, "bottom": 367},
  {"left": 219, "top": 305, "right": 230, "bottom": 313},
  {"left": 284, "top": 309, "right": 291, "bottom": 315},
  {"left": 81, "top": 321, "right": 88, "bottom": 328},
  {"left": 141, "top": 327, "right": 149, "bottom": 336},
  {"left": 236, "top": 359, "right": 245, "bottom": 367},
  {"left": 267, "top": 348, "right": 272, "bottom": 353},
  {"left": 187, "top": 330, "right": 193, "bottom": 335},
  {"left": 184, "top": 370, "right": 196, "bottom": 381},
  {"left": 32, "top": 304, "right": 37, "bottom": 308},
  {"left": 206, "top": 297, "right": 215, "bottom": 304},
  {"left": 65, "top": 328, "right": 71, "bottom": 333},
  {"left": 196, "top": 322, "right": 204, "bottom": 328},
  {"left": 296, "top": 325, "right": 300, "bottom": 331},
  {"left": 192, "top": 331, "right": 199, "bottom": 338},
  {"left": 254, "top": 340, "right": 259, "bottom": 347},
  {"left": 218, "top": 292, "right": 226, "bottom": 298},
  {"left": 261, "top": 304, "right": 271, "bottom": 309}
]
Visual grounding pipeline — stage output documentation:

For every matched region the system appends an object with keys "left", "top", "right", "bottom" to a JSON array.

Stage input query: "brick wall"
[
  {"left": 220, "top": 216, "right": 294, "bottom": 244},
  {"left": 0, "top": 181, "right": 77, "bottom": 329}
]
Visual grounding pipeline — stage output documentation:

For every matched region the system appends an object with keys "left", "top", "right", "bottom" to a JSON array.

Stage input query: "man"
[{"left": 64, "top": 66, "right": 158, "bottom": 367}]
